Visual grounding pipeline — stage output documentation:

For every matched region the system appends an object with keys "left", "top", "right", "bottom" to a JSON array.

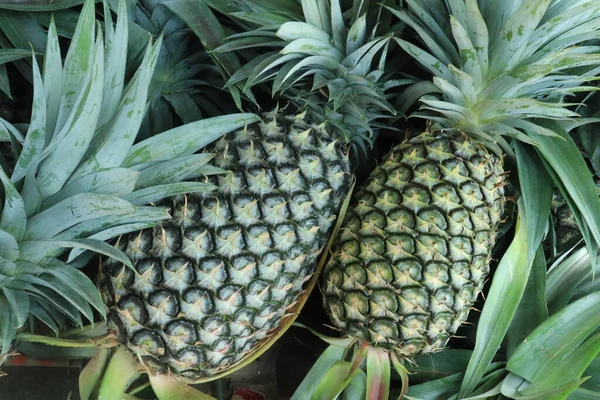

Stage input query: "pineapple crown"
[
  {"left": 391, "top": 0, "right": 600, "bottom": 155},
  {"left": 217, "top": 0, "right": 409, "bottom": 154},
  {"left": 0, "top": 0, "right": 258, "bottom": 356}
]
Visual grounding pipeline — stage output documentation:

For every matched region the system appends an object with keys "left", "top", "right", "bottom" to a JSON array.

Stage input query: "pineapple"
[
  {"left": 325, "top": 132, "right": 505, "bottom": 356},
  {"left": 99, "top": 112, "right": 352, "bottom": 378},
  {"left": 97, "top": 0, "right": 401, "bottom": 380},
  {"left": 0, "top": 0, "right": 256, "bottom": 364},
  {"left": 321, "top": 0, "right": 600, "bottom": 362},
  {"left": 280, "top": 1, "right": 600, "bottom": 397}
]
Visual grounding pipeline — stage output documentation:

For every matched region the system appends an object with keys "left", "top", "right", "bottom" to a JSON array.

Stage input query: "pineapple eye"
[
  {"left": 417, "top": 208, "right": 448, "bottom": 233},
  {"left": 173, "top": 347, "right": 206, "bottom": 368},
  {"left": 371, "top": 318, "right": 400, "bottom": 340},
  {"left": 135, "top": 258, "right": 163, "bottom": 286},
  {"left": 344, "top": 291, "right": 369, "bottom": 315},
  {"left": 347, "top": 321, "right": 370, "bottom": 342},
  {"left": 247, "top": 280, "right": 270, "bottom": 298},
  {"left": 232, "top": 307, "right": 256, "bottom": 325},
  {"left": 128, "top": 229, "right": 153, "bottom": 254},
  {"left": 424, "top": 262, "right": 450, "bottom": 283},
  {"left": 343, "top": 263, "right": 368, "bottom": 287},
  {"left": 367, "top": 261, "right": 394, "bottom": 284},
  {"left": 433, "top": 288, "right": 456, "bottom": 309},
  {"left": 201, "top": 315, "right": 231, "bottom": 337},
  {"left": 370, "top": 289, "right": 399, "bottom": 313},
  {"left": 387, "top": 165, "right": 412, "bottom": 184},
  {"left": 165, "top": 319, "right": 198, "bottom": 345},
  {"left": 359, "top": 237, "right": 386, "bottom": 258},
  {"left": 431, "top": 312, "right": 453, "bottom": 334},
  {"left": 449, "top": 236, "right": 473, "bottom": 262},
  {"left": 361, "top": 210, "right": 386, "bottom": 231},
  {"left": 131, "top": 329, "right": 166, "bottom": 357},
  {"left": 117, "top": 294, "right": 148, "bottom": 325},
  {"left": 217, "top": 284, "right": 245, "bottom": 307},
  {"left": 340, "top": 237, "right": 361, "bottom": 257},
  {"left": 182, "top": 287, "right": 215, "bottom": 315},
  {"left": 148, "top": 289, "right": 181, "bottom": 320},
  {"left": 393, "top": 260, "right": 422, "bottom": 286},
  {"left": 164, "top": 257, "right": 196, "bottom": 287},
  {"left": 458, "top": 284, "right": 476, "bottom": 304},
  {"left": 399, "top": 287, "right": 429, "bottom": 312}
]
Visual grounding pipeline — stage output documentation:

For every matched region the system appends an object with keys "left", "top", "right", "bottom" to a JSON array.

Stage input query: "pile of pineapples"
[{"left": 1, "top": 0, "right": 600, "bottom": 399}]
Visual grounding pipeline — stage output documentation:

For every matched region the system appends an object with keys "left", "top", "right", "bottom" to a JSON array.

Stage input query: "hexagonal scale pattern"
[
  {"left": 323, "top": 132, "right": 505, "bottom": 357},
  {"left": 99, "top": 112, "right": 351, "bottom": 378}
]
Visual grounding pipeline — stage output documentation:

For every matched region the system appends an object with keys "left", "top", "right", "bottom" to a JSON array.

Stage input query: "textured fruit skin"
[
  {"left": 99, "top": 111, "right": 351, "bottom": 378},
  {"left": 323, "top": 132, "right": 505, "bottom": 357}
]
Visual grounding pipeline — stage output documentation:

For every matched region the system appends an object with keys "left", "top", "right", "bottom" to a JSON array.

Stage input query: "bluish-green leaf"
[
  {"left": 73, "top": 36, "right": 161, "bottom": 178},
  {"left": 37, "top": 27, "right": 104, "bottom": 199},
  {"left": 0, "top": 49, "right": 33, "bottom": 65},
  {"left": 98, "top": 0, "right": 128, "bottom": 129},
  {"left": 2, "top": 288, "right": 29, "bottom": 328},
  {"left": 24, "top": 193, "right": 136, "bottom": 240},
  {"left": 42, "top": 168, "right": 140, "bottom": 210},
  {"left": 506, "top": 247, "right": 548, "bottom": 358},
  {"left": 123, "top": 113, "right": 260, "bottom": 166},
  {"left": 0, "top": 167, "right": 26, "bottom": 239},
  {"left": 134, "top": 154, "right": 213, "bottom": 189},
  {"left": 488, "top": 0, "right": 553, "bottom": 78},
  {"left": 534, "top": 122, "right": 600, "bottom": 255},
  {"left": 12, "top": 51, "right": 47, "bottom": 182},
  {"left": 508, "top": 291, "right": 600, "bottom": 383},
  {"left": 0, "top": 229, "right": 18, "bottom": 261},
  {"left": 53, "top": 0, "right": 96, "bottom": 134},
  {"left": 43, "top": 18, "right": 62, "bottom": 141}
]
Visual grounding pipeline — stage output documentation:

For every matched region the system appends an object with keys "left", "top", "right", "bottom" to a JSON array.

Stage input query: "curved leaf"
[
  {"left": 149, "top": 373, "right": 216, "bottom": 400},
  {"left": 124, "top": 114, "right": 260, "bottom": 166},
  {"left": 24, "top": 193, "right": 136, "bottom": 240}
]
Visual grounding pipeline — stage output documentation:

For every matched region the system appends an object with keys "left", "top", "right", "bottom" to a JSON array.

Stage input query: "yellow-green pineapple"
[{"left": 322, "top": 0, "right": 600, "bottom": 360}]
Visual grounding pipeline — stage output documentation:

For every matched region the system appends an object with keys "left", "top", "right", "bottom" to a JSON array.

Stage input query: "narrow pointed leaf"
[
  {"left": 42, "top": 168, "right": 140, "bottom": 210},
  {"left": 507, "top": 291, "right": 600, "bottom": 383},
  {"left": 0, "top": 168, "right": 26, "bottom": 239},
  {"left": 98, "top": 346, "right": 142, "bottom": 400},
  {"left": 74, "top": 36, "right": 161, "bottom": 177},
  {"left": 135, "top": 154, "right": 213, "bottom": 189},
  {"left": 37, "top": 29, "right": 104, "bottom": 198},
  {"left": 54, "top": 0, "right": 96, "bottom": 133},
  {"left": 459, "top": 209, "right": 529, "bottom": 397},
  {"left": 43, "top": 18, "right": 62, "bottom": 140},
  {"left": 24, "top": 193, "right": 135, "bottom": 240},
  {"left": 149, "top": 373, "right": 216, "bottom": 400},
  {"left": 367, "top": 348, "right": 390, "bottom": 400},
  {"left": 123, "top": 114, "right": 260, "bottom": 166},
  {"left": 98, "top": 0, "right": 128, "bottom": 128},
  {"left": 79, "top": 348, "right": 110, "bottom": 400}
]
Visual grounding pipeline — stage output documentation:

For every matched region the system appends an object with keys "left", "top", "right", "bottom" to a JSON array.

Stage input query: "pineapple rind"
[
  {"left": 100, "top": 112, "right": 352, "bottom": 378},
  {"left": 323, "top": 132, "right": 504, "bottom": 356}
]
